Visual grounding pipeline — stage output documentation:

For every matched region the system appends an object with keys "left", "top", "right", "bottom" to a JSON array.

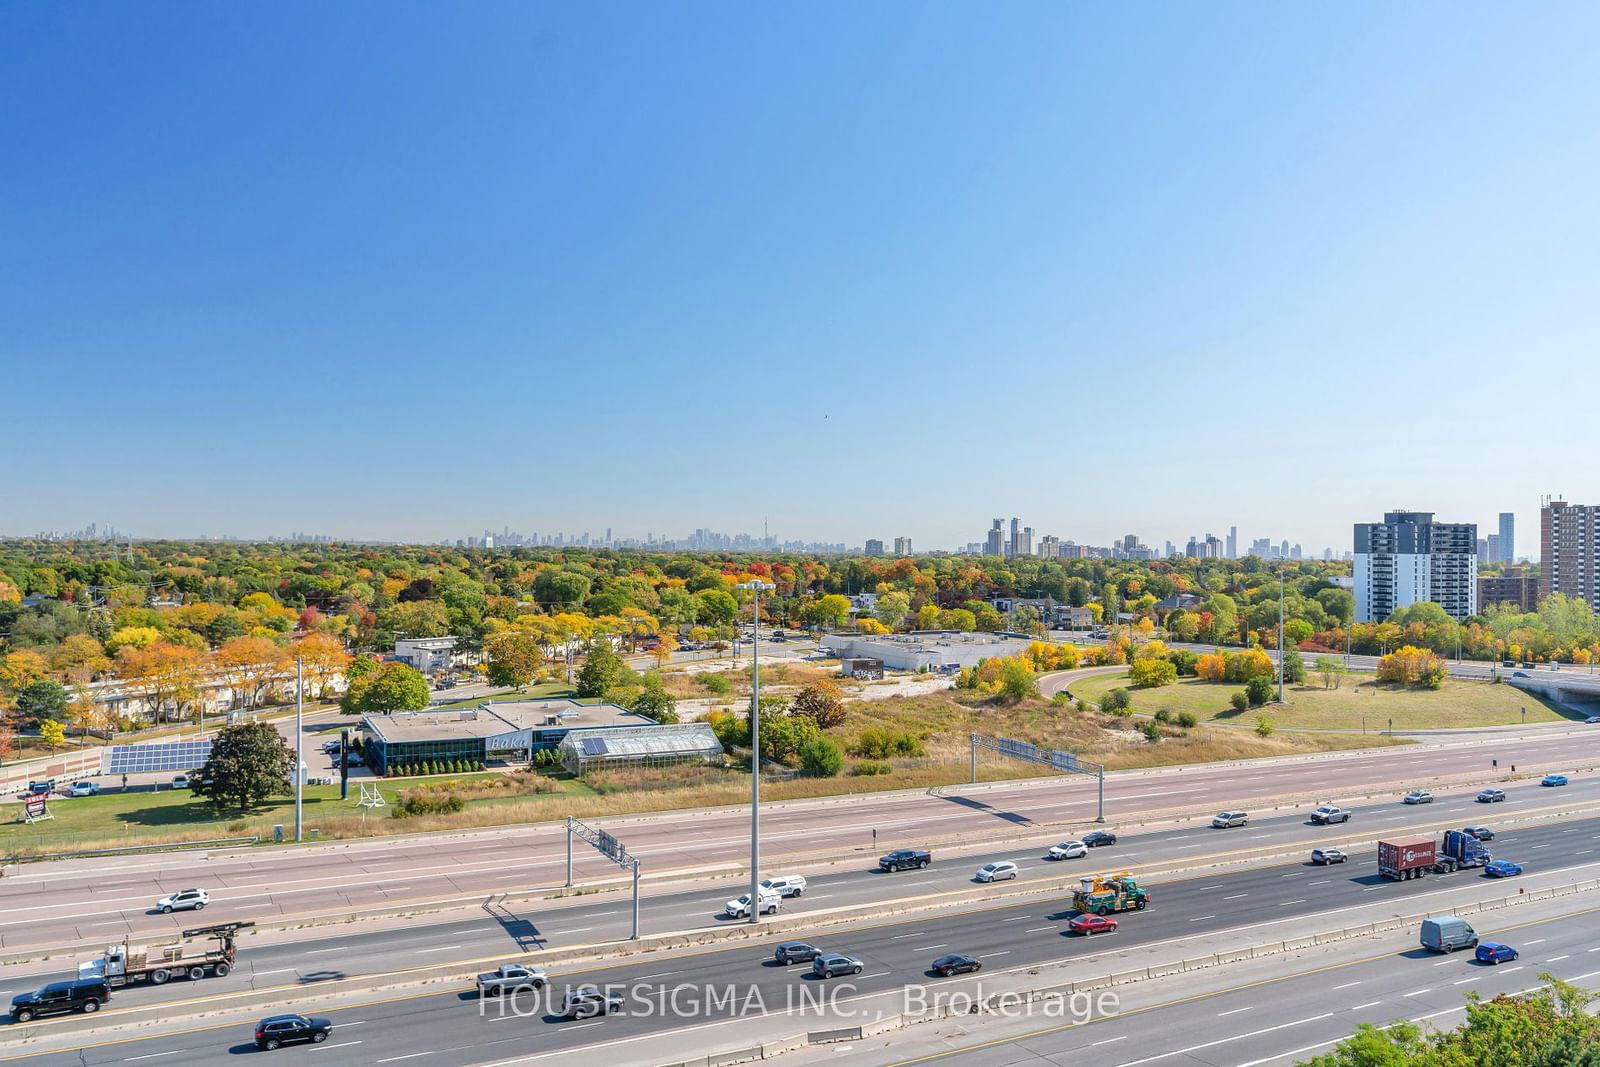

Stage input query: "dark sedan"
[
  {"left": 1081, "top": 830, "right": 1118, "bottom": 847},
  {"left": 931, "top": 953, "right": 982, "bottom": 977}
]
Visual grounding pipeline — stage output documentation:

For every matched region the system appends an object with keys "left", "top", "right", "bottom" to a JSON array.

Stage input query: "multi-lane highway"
[
  {"left": 10, "top": 809, "right": 1600, "bottom": 1065},
  {"left": 6, "top": 724, "right": 1597, "bottom": 954},
  {"left": 6, "top": 772, "right": 1599, "bottom": 1001}
]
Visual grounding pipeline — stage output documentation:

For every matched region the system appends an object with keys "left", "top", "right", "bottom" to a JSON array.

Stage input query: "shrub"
[
  {"left": 1129, "top": 657, "right": 1177, "bottom": 688},
  {"left": 798, "top": 736, "right": 844, "bottom": 777},
  {"left": 1255, "top": 714, "right": 1276, "bottom": 737},
  {"left": 392, "top": 788, "right": 466, "bottom": 818},
  {"left": 1176, "top": 711, "right": 1198, "bottom": 729},
  {"left": 998, "top": 660, "right": 1038, "bottom": 703},
  {"left": 699, "top": 673, "right": 733, "bottom": 695},
  {"left": 1168, "top": 650, "right": 1200, "bottom": 677},
  {"left": 891, "top": 733, "right": 924, "bottom": 757},
  {"left": 1141, "top": 721, "right": 1162, "bottom": 743},
  {"left": 1076, "top": 698, "right": 1088, "bottom": 713},
  {"left": 1153, "top": 708, "right": 1172, "bottom": 724},
  {"left": 1100, "top": 688, "right": 1132, "bottom": 716},
  {"left": 849, "top": 760, "right": 892, "bottom": 776},
  {"left": 1050, "top": 691, "right": 1071, "bottom": 706},
  {"left": 1245, "top": 675, "right": 1274, "bottom": 707},
  {"left": 1230, "top": 691, "right": 1249, "bottom": 713}
]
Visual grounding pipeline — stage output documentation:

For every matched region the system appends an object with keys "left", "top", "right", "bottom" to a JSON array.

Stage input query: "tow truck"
[
  {"left": 1071, "top": 872, "right": 1149, "bottom": 916},
  {"left": 78, "top": 922, "right": 253, "bottom": 986}
]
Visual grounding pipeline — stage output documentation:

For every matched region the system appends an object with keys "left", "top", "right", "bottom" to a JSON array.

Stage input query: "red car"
[{"left": 1069, "top": 914, "right": 1118, "bottom": 936}]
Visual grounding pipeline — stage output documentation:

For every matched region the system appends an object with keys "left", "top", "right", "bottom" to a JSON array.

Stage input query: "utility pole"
[
  {"left": 736, "top": 579, "right": 774, "bottom": 923},
  {"left": 294, "top": 655, "right": 304, "bottom": 843}
]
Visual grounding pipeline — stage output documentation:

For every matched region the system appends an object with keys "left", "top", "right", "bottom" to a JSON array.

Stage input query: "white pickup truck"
[{"left": 476, "top": 964, "right": 547, "bottom": 997}]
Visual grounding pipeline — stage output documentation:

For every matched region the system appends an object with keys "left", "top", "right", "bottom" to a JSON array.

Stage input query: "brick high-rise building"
[{"left": 1541, "top": 499, "right": 1600, "bottom": 611}]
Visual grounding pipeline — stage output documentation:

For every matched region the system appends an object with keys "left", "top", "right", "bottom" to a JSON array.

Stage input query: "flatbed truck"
[{"left": 78, "top": 922, "right": 254, "bottom": 986}]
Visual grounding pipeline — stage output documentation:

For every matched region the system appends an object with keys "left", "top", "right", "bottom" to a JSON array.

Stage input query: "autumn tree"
[
  {"left": 293, "top": 632, "right": 353, "bottom": 700},
  {"left": 341, "top": 662, "right": 429, "bottom": 715},
  {"left": 39, "top": 719, "right": 67, "bottom": 751},
  {"left": 0, "top": 649, "right": 49, "bottom": 696},
  {"left": 117, "top": 642, "right": 205, "bottom": 723},
  {"left": 50, "top": 634, "right": 111, "bottom": 685},
  {"left": 652, "top": 632, "right": 679, "bottom": 667},
  {"left": 1315, "top": 654, "right": 1346, "bottom": 690},
  {"left": 212, "top": 636, "right": 290, "bottom": 709},
  {"left": 791, "top": 681, "right": 847, "bottom": 729},
  {"left": 1195, "top": 654, "right": 1227, "bottom": 682}
]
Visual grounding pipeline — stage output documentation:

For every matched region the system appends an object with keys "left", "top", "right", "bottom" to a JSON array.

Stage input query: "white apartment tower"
[{"left": 1353, "top": 511, "right": 1477, "bottom": 622}]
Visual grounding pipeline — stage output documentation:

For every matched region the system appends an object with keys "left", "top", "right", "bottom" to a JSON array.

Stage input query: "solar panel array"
[
  {"left": 105, "top": 740, "right": 214, "bottom": 775},
  {"left": 580, "top": 737, "right": 609, "bottom": 757}
]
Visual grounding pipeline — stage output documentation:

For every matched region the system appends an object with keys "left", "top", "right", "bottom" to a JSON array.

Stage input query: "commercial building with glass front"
[{"left": 360, "top": 699, "right": 653, "bottom": 776}]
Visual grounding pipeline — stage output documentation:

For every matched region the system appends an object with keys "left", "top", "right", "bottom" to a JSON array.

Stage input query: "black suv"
[
  {"left": 11, "top": 979, "right": 110, "bottom": 1022},
  {"left": 773, "top": 942, "right": 820, "bottom": 965},
  {"left": 255, "top": 1015, "right": 333, "bottom": 1050}
]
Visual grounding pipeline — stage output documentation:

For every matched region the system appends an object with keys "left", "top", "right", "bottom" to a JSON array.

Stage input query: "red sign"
[{"left": 22, "top": 794, "right": 48, "bottom": 820}]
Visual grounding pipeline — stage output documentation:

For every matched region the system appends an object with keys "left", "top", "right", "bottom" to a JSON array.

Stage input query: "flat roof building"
[
  {"left": 361, "top": 698, "right": 652, "bottom": 775},
  {"left": 826, "top": 631, "right": 1036, "bottom": 672},
  {"left": 394, "top": 637, "right": 459, "bottom": 673}
]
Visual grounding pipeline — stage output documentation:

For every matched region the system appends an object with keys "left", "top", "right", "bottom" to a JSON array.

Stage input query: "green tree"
[
  {"left": 16, "top": 679, "right": 69, "bottom": 726},
  {"left": 1245, "top": 675, "right": 1274, "bottom": 706},
  {"left": 1100, "top": 687, "right": 1131, "bottom": 715},
  {"left": 694, "top": 589, "right": 739, "bottom": 627},
  {"left": 1129, "top": 657, "right": 1177, "bottom": 688},
  {"left": 1282, "top": 649, "right": 1306, "bottom": 684},
  {"left": 628, "top": 683, "right": 679, "bottom": 724},
  {"left": 341, "top": 662, "right": 429, "bottom": 715},
  {"left": 485, "top": 632, "right": 541, "bottom": 690},
  {"left": 1315, "top": 654, "right": 1346, "bottom": 690},
  {"left": 534, "top": 569, "right": 592, "bottom": 609},
  {"left": 798, "top": 735, "right": 843, "bottom": 776},
  {"left": 576, "top": 643, "right": 627, "bottom": 698},
  {"left": 874, "top": 592, "right": 911, "bottom": 631},
  {"left": 999, "top": 659, "right": 1037, "bottom": 702},
  {"left": 1254, "top": 713, "right": 1275, "bottom": 736},
  {"left": 193, "top": 721, "right": 294, "bottom": 814}
]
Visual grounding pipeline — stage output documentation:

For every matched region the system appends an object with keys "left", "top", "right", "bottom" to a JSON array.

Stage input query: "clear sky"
[{"left": 3, "top": 2, "right": 1596, "bottom": 553}]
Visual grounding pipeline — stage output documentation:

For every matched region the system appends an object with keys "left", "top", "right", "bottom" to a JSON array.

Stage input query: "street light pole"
[
  {"left": 294, "top": 654, "right": 304, "bottom": 843},
  {"left": 1278, "top": 568, "right": 1286, "bottom": 705},
  {"left": 736, "top": 580, "right": 775, "bottom": 924}
]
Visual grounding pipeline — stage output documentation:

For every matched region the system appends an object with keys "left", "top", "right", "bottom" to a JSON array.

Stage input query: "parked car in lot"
[
  {"left": 67, "top": 781, "right": 99, "bottom": 797},
  {"left": 1542, "top": 774, "right": 1569, "bottom": 787},
  {"left": 1475, "top": 942, "right": 1520, "bottom": 965},
  {"left": 761, "top": 875, "right": 807, "bottom": 898},
  {"left": 1068, "top": 914, "right": 1118, "bottom": 936},
  {"left": 1310, "top": 805, "right": 1351, "bottom": 825},
  {"left": 1047, "top": 840, "right": 1088, "bottom": 860},
  {"left": 975, "top": 861, "right": 1019, "bottom": 883},
  {"left": 10, "top": 979, "right": 110, "bottom": 1022},
  {"left": 171, "top": 774, "right": 191, "bottom": 789},
  {"left": 1485, "top": 860, "right": 1523, "bottom": 878},
  {"left": 345, "top": 752, "right": 365, "bottom": 767},
  {"left": 773, "top": 942, "right": 820, "bottom": 966},
  {"left": 878, "top": 849, "right": 931, "bottom": 872},
  {"left": 1081, "top": 830, "right": 1117, "bottom": 847},
  {"left": 811, "top": 953, "right": 863, "bottom": 978},
  {"left": 255, "top": 1014, "right": 333, "bottom": 1050},
  {"left": 931, "top": 953, "right": 982, "bottom": 977},
  {"left": 725, "top": 889, "right": 780, "bottom": 918},
  {"left": 1462, "top": 825, "right": 1495, "bottom": 842},
  {"left": 154, "top": 888, "right": 209, "bottom": 914},
  {"left": 1211, "top": 810, "right": 1249, "bottom": 828},
  {"left": 561, "top": 986, "right": 623, "bottom": 1019},
  {"left": 1311, "top": 848, "right": 1348, "bottom": 865},
  {"left": 1476, "top": 788, "right": 1506, "bottom": 803},
  {"left": 1403, "top": 790, "right": 1434, "bottom": 805}
]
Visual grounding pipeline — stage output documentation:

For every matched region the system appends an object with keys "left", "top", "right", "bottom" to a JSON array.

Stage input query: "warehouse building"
[
  {"left": 826, "top": 631, "right": 1036, "bottom": 672},
  {"left": 360, "top": 698, "right": 652, "bottom": 775},
  {"left": 557, "top": 723, "right": 724, "bottom": 775}
]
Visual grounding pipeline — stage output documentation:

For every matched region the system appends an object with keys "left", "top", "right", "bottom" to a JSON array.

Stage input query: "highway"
[
  {"left": 5, "top": 726, "right": 1598, "bottom": 953},
  {"left": 7, "top": 772, "right": 1600, "bottom": 1000},
  {"left": 9, "top": 811, "right": 1600, "bottom": 1064},
  {"left": 870, "top": 906, "right": 1600, "bottom": 1067}
]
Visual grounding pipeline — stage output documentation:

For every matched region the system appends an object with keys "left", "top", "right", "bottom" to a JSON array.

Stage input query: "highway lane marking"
[
  {"left": 1547, "top": 955, "right": 1571, "bottom": 962},
  {"left": 561, "top": 927, "right": 593, "bottom": 934},
  {"left": 912, "top": 944, "right": 947, "bottom": 952},
  {"left": 1197, "top": 885, "right": 1224, "bottom": 891},
  {"left": 634, "top": 972, "right": 677, "bottom": 980},
  {"left": 253, "top": 968, "right": 294, "bottom": 976},
  {"left": 312, "top": 1041, "right": 363, "bottom": 1051},
  {"left": 1026, "top": 926, "right": 1056, "bottom": 933},
  {"left": 891, "top": 932, "right": 925, "bottom": 939},
  {"left": 1216, "top": 1006, "right": 1252, "bottom": 1017},
  {"left": 1589, "top": 946, "right": 1600, "bottom": 952},
  {"left": 1091, "top": 1036, "right": 1127, "bottom": 1046},
  {"left": 1188, "top": 915, "right": 1216, "bottom": 922},
  {"left": 1349, "top": 1000, "right": 1381, "bottom": 1010},
  {"left": 1531, "top": 844, "right": 1549, "bottom": 849},
  {"left": 1000, "top": 916, "right": 1031, "bottom": 922},
  {"left": 1403, "top": 988, "right": 1431, "bottom": 997},
  {"left": 1308, "top": 880, "right": 1330, "bottom": 885},
  {"left": 1278, "top": 899, "right": 1306, "bottom": 907},
  {"left": 1223, "top": 894, "right": 1248, "bottom": 900},
  {"left": 860, "top": 971, "right": 891, "bottom": 979},
  {"left": 304, "top": 948, "right": 341, "bottom": 954},
  {"left": 1108, "top": 1011, "right": 1334, "bottom": 1066},
  {"left": 1525, "top": 938, "right": 1547, "bottom": 944},
  {"left": 977, "top": 951, "right": 1011, "bottom": 958},
  {"left": 124, "top": 1052, "right": 189, "bottom": 1061},
  {"left": 1279, "top": 873, "right": 1300, "bottom": 878},
  {"left": 1454, "top": 976, "right": 1481, "bottom": 984},
  {"left": 1332, "top": 982, "right": 1361, "bottom": 990},
  {"left": 416, "top": 945, "right": 464, "bottom": 954},
  {"left": 377, "top": 1053, "right": 437, "bottom": 1063}
]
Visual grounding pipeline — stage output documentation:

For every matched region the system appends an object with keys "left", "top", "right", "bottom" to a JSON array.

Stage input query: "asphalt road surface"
[
  {"left": 5, "top": 728, "right": 1597, "bottom": 953},
  {"left": 9, "top": 810, "right": 1600, "bottom": 1065}
]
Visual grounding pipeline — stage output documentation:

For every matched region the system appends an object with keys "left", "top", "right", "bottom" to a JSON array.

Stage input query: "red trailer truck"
[{"left": 1378, "top": 836, "right": 1437, "bottom": 880}]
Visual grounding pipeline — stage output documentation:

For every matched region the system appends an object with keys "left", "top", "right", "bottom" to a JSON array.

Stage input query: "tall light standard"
[
  {"left": 735, "top": 580, "right": 774, "bottom": 924},
  {"left": 294, "top": 654, "right": 304, "bottom": 843},
  {"left": 1277, "top": 567, "right": 1286, "bottom": 705}
]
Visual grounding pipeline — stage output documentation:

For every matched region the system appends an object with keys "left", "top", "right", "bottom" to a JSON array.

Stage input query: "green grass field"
[{"left": 1068, "top": 672, "right": 1571, "bottom": 731}]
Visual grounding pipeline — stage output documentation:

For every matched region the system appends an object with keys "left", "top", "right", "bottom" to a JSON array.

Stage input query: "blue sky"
[{"left": 3, "top": 2, "right": 1596, "bottom": 553}]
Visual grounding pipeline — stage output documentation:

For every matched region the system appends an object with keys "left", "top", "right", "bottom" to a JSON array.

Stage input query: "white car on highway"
[
  {"left": 1047, "top": 840, "right": 1088, "bottom": 860},
  {"left": 155, "top": 888, "right": 210, "bottom": 913},
  {"left": 975, "top": 860, "right": 1019, "bottom": 883},
  {"left": 1212, "top": 810, "right": 1249, "bottom": 828},
  {"left": 760, "top": 875, "right": 808, "bottom": 898},
  {"left": 724, "top": 889, "right": 780, "bottom": 918}
]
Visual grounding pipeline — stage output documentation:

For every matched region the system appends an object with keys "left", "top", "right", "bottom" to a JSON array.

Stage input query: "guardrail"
[{"left": 1, "top": 836, "right": 258, "bottom": 866}]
